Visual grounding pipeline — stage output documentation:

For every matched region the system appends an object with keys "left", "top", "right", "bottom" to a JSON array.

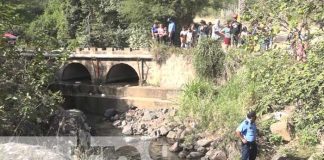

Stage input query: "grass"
[{"left": 178, "top": 67, "right": 255, "bottom": 133}]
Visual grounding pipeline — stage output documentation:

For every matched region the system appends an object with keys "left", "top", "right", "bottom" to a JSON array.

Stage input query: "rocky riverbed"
[{"left": 105, "top": 107, "right": 240, "bottom": 160}]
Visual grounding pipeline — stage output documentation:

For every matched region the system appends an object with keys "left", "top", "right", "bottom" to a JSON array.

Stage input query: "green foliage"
[
  {"left": 0, "top": 2, "right": 63, "bottom": 135},
  {"left": 178, "top": 67, "right": 254, "bottom": 132},
  {"left": 193, "top": 39, "right": 225, "bottom": 79},
  {"left": 127, "top": 24, "right": 151, "bottom": 49},
  {"left": 269, "top": 134, "right": 283, "bottom": 145},
  {"left": 247, "top": 42, "right": 324, "bottom": 146},
  {"left": 27, "top": 0, "right": 68, "bottom": 49},
  {"left": 0, "top": 47, "right": 63, "bottom": 135},
  {"left": 243, "top": 0, "right": 323, "bottom": 29},
  {"left": 120, "top": 0, "right": 209, "bottom": 27},
  {"left": 298, "top": 125, "right": 319, "bottom": 146}
]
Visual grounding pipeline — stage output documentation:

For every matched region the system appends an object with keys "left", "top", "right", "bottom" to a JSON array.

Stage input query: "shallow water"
[{"left": 85, "top": 113, "right": 180, "bottom": 160}]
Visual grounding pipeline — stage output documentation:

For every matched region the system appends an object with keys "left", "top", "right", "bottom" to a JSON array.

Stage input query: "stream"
[{"left": 85, "top": 113, "right": 180, "bottom": 160}]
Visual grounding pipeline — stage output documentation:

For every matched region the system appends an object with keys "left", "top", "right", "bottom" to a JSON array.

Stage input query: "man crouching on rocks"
[{"left": 236, "top": 111, "right": 258, "bottom": 160}]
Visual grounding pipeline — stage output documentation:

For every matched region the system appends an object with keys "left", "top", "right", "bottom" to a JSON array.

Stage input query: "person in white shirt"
[
  {"left": 211, "top": 19, "right": 222, "bottom": 40},
  {"left": 180, "top": 26, "right": 187, "bottom": 48}
]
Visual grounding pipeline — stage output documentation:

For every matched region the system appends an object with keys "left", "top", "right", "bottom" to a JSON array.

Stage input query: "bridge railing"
[{"left": 75, "top": 47, "right": 150, "bottom": 55}]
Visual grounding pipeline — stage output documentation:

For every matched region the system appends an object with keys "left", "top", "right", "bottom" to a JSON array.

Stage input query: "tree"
[
  {"left": 0, "top": 1, "right": 63, "bottom": 135},
  {"left": 120, "top": 0, "right": 209, "bottom": 27}
]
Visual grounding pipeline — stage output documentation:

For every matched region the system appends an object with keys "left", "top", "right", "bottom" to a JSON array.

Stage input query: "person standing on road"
[{"left": 236, "top": 111, "right": 258, "bottom": 160}]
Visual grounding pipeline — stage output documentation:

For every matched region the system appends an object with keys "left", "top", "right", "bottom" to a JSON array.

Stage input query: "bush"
[
  {"left": 127, "top": 24, "right": 151, "bottom": 49},
  {"left": 247, "top": 42, "right": 324, "bottom": 146},
  {"left": 178, "top": 67, "right": 254, "bottom": 132},
  {"left": 193, "top": 38, "right": 225, "bottom": 79}
]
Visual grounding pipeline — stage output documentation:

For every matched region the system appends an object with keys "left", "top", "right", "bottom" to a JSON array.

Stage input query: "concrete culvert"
[
  {"left": 106, "top": 63, "right": 139, "bottom": 84},
  {"left": 61, "top": 63, "right": 91, "bottom": 83}
]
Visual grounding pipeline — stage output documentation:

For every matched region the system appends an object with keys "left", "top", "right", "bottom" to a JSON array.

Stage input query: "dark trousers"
[
  {"left": 241, "top": 141, "right": 257, "bottom": 160},
  {"left": 169, "top": 32, "right": 175, "bottom": 45}
]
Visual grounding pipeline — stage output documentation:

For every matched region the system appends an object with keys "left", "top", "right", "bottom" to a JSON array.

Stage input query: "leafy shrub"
[
  {"left": 193, "top": 38, "right": 225, "bottom": 79},
  {"left": 0, "top": 47, "right": 63, "bottom": 135},
  {"left": 247, "top": 42, "right": 324, "bottom": 146},
  {"left": 127, "top": 24, "right": 151, "bottom": 49},
  {"left": 178, "top": 67, "right": 254, "bottom": 132},
  {"left": 269, "top": 134, "right": 283, "bottom": 145}
]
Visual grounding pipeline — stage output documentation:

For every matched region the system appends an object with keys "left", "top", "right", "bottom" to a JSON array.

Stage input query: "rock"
[
  {"left": 0, "top": 143, "right": 66, "bottom": 160},
  {"left": 205, "top": 149, "right": 214, "bottom": 157},
  {"left": 178, "top": 150, "right": 189, "bottom": 159},
  {"left": 129, "top": 105, "right": 137, "bottom": 110},
  {"left": 261, "top": 113, "right": 274, "bottom": 122},
  {"left": 181, "top": 143, "right": 194, "bottom": 150},
  {"left": 210, "top": 150, "right": 227, "bottom": 160},
  {"left": 122, "top": 125, "right": 133, "bottom": 135},
  {"left": 48, "top": 109, "right": 90, "bottom": 136},
  {"left": 308, "top": 152, "right": 324, "bottom": 160},
  {"left": 197, "top": 138, "right": 212, "bottom": 147},
  {"left": 169, "top": 109, "right": 177, "bottom": 116},
  {"left": 179, "top": 130, "right": 188, "bottom": 140},
  {"left": 159, "top": 126, "right": 170, "bottom": 136},
  {"left": 169, "top": 142, "right": 181, "bottom": 152},
  {"left": 112, "top": 114, "right": 120, "bottom": 121},
  {"left": 270, "top": 120, "right": 292, "bottom": 141},
  {"left": 148, "top": 129, "right": 161, "bottom": 138},
  {"left": 143, "top": 111, "right": 158, "bottom": 121},
  {"left": 226, "top": 142, "right": 240, "bottom": 160},
  {"left": 187, "top": 152, "right": 203, "bottom": 159},
  {"left": 104, "top": 108, "right": 117, "bottom": 119},
  {"left": 140, "top": 123, "right": 147, "bottom": 130},
  {"left": 162, "top": 108, "right": 169, "bottom": 114},
  {"left": 176, "top": 129, "right": 183, "bottom": 139},
  {"left": 147, "top": 128, "right": 154, "bottom": 136},
  {"left": 271, "top": 153, "right": 289, "bottom": 160},
  {"left": 121, "top": 120, "right": 127, "bottom": 127},
  {"left": 197, "top": 147, "right": 206, "bottom": 153},
  {"left": 112, "top": 120, "right": 121, "bottom": 127},
  {"left": 167, "top": 131, "right": 177, "bottom": 139},
  {"left": 125, "top": 115, "right": 133, "bottom": 122}
]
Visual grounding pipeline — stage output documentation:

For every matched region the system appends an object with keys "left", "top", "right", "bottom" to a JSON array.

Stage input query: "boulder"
[
  {"left": 271, "top": 153, "right": 289, "bottom": 160},
  {"left": 197, "top": 147, "right": 206, "bottom": 153},
  {"left": 308, "top": 152, "right": 324, "bottom": 160},
  {"left": 104, "top": 108, "right": 118, "bottom": 119},
  {"left": 122, "top": 125, "right": 133, "bottom": 135},
  {"left": 159, "top": 126, "right": 171, "bottom": 136},
  {"left": 178, "top": 150, "right": 189, "bottom": 159},
  {"left": 186, "top": 152, "right": 203, "bottom": 159},
  {"left": 48, "top": 109, "right": 90, "bottom": 136},
  {"left": 142, "top": 111, "right": 158, "bottom": 121},
  {"left": 167, "top": 131, "right": 177, "bottom": 139},
  {"left": 112, "top": 120, "right": 121, "bottom": 127},
  {"left": 0, "top": 143, "right": 66, "bottom": 160},
  {"left": 226, "top": 142, "right": 240, "bottom": 160},
  {"left": 270, "top": 120, "right": 291, "bottom": 141},
  {"left": 210, "top": 150, "right": 227, "bottom": 160},
  {"left": 169, "top": 142, "right": 181, "bottom": 152},
  {"left": 196, "top": 138, "right": 212, "bottom": 147}
]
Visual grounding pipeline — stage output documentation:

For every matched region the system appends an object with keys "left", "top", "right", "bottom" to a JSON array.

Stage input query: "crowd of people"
[
  {"left": 151, "top": 14, "right": 309, "bottom": 61},
  {"left": 151, "top": 14, "right": 246, "bottom": 50}
]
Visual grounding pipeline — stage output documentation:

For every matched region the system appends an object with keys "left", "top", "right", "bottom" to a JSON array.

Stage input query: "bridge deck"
[{"left": 21, "top": 52, "right": 154, "bottom": 61}]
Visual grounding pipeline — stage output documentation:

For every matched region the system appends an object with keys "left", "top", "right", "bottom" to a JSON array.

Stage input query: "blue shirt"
[
  {"left": 236, "top": 118, "right": 257, "bottom": 142},
  {"left": 168, "top": 21, "right": 175, "bottom": 33}
]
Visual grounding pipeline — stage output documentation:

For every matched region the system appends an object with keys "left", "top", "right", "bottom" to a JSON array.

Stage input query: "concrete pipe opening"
[
  {"left": 61, "top": 63, "right": 91, "bottom": 83},
  {"left": 106, "top": 63, "right": 139, "bottom": 84}
]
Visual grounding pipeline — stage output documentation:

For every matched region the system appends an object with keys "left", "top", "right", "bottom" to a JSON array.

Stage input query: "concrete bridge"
[
  {"left": 43, "top": 47, "right": 196, "bottom": 111},
  {"left": 58, "top": 48, "right": 154, "bottom": 85}
]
